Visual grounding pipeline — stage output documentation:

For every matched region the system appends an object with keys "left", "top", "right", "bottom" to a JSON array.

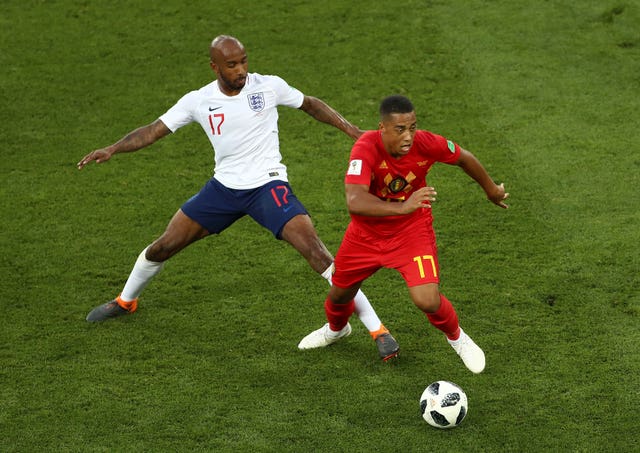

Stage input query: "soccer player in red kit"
[{"left": 298, "top": 95, "right": 509, "bottom": 372}]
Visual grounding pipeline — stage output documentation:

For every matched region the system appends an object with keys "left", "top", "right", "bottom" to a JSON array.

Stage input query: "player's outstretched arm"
[
  {"left": 456, "top": 148, "right": 509, "bottom": 209},
  {"left": 346, "top": 184, "right": 436, "bottom": 217},
  {"left": 299, "top": 96, "right": 364, "bottom": 141},
  {"left": 77, "top": 119, "right": 172, "bottom": 169}
]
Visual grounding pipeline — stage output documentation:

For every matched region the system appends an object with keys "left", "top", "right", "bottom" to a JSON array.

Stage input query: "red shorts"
[{"left": 332, "top": 221, "right": 440, "bottom": 288}]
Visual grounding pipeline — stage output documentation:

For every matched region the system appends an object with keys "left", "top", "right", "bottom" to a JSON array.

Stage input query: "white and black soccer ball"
[{"left": 420, "top": 380, "right": 468, "bottom": 429}]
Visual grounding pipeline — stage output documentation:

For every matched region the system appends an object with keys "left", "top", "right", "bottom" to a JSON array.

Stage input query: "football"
[{"left": 420, "top": 380, "right": 468, "bottom": 429}]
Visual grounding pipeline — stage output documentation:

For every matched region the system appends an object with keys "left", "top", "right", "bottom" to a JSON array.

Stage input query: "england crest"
[{"left": 247, "top": 92, "right": 265, "bottom": 112}]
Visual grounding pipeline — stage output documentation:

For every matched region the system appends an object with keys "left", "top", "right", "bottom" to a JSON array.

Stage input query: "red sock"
[
  {"left": 325, "top": 298, "right": 355, "bottom": 332},
  {"left": 426, "top": 294, "right": 460, "bottom": 340}
]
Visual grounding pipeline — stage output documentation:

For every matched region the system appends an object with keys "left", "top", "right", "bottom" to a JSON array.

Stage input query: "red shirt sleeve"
[
  {"left": 345, "top": 131, "right": 377, "bottom": 185},
  {"left": 419, "top": 131, "right": 461, "bottom": 164}
]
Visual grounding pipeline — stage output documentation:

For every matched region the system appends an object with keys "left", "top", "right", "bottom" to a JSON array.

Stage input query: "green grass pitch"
[{"left": 1, "top": 1, "right": 638, "bottom": 451}]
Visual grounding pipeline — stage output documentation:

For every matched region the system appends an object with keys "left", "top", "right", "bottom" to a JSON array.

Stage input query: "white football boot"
[
  {"left": 298, "top": 323, "right": 352, "bottom": 349},
  {"left": 448, "top": 329, "right": 486, "bottom": 374}
]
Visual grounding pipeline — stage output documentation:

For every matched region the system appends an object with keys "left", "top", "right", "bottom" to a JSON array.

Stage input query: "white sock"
[
  {"left": 120, "top": 247, "right": 165, "bottom": 301},
  {"left": 353, "top": 290, "right": 383, "bottom": 332},
  {"left": 320, "top": 264, "right": 382, "bottom": 332},
  {"left": 320, "top": 264, "right": 334, "bottom": 281}
]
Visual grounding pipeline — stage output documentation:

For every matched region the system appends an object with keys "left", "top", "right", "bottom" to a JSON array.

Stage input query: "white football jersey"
[{"left": 159, "top": 73, "right": 304, "bottom": 189}]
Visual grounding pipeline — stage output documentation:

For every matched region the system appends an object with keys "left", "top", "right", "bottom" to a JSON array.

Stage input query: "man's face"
[
  {"left": 379, "top": 111, "right": 417, "bottom": 158},
  {"left": 210, "top": 41, "right": 248, "bottom": 95}
]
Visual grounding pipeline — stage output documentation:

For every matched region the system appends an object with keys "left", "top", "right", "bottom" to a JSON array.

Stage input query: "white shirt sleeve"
[
  {"left": 159, "top": 90, "right": 199, "bottom": 132},
  {"left": 270, "top": 75, "right": 305, "bottom": 109}
]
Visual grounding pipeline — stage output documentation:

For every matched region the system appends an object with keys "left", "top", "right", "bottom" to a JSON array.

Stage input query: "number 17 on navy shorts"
[{"left": 181, "top": 178, "right": 308, "bottom": 238}]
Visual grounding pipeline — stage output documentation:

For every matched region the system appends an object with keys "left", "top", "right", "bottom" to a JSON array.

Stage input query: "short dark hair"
[{"left": 379, "top": 95, "right": 414, "bottom": 119}]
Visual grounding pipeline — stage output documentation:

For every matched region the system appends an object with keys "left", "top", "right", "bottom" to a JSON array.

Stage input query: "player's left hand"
[
  {"left": 77, "top": 148, "right": 113, "bottom": 170},
  {"left": 487, "top": 183, "right": 509, "bottom": 209}
]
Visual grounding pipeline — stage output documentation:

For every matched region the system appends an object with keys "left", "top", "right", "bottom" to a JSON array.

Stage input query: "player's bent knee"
[
  {"left": 411, "top": 293, "right": 441, "bottom": 313},
  {"left": 281, "top": 214, "right": 314, "bottom": 239},
  {"left": 409, "top": 284, "right": 441, "bottom": 313},
  {"left": 329, "top": 285, "right": 359, "bottom": 304}
]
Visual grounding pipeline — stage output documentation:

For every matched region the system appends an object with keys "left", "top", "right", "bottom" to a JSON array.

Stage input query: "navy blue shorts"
[{"left": 181, "top": 178, "right": 308, "bottom": 239}]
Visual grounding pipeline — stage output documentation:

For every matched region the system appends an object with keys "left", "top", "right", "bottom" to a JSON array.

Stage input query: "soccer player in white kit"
[{"left": 77, "top": 35, "right": 399, "bottom": 360}]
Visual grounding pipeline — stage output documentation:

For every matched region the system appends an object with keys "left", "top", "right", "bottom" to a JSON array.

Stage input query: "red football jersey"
[{"left": 345, "top": 129, "right": 461, "bottom": 236}]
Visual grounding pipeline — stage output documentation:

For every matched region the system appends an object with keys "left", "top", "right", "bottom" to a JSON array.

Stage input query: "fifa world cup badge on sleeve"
[{"left": 348, "top": 159, "right": 362, "bottom": 175}]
